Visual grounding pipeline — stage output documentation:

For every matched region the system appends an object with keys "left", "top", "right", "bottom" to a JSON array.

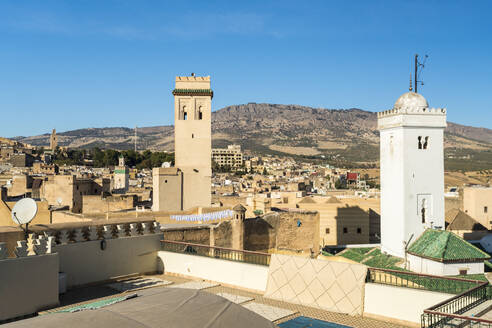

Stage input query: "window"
[
  {"left": 343, "top": 227, "right": 348, "bottom": 233},
  {"left": 485, "top": 206, "right": 488, "bottom": 213},
  {"left": 325, "top": 228, "right": 330, "bottom": 234},
  {"left": 165, "top": 180, "right": 168, "bottom": 183},
  {"left": 357, "top": 228, "right": 362, "bottom": 234},
  {"left": 183, "top": 112, "right": 188, "bottom": 120},
  {"left": 198, "top": 106, "right": 203, "bottom": 120},
  {"left": 192, "top": 133, "right": 194, "bottom": 138},
  {"left": 418, "top": 136, "right": 429, "bottom": 150},
  {"left": 421, "top": 199, "right": 427, "bottom": 223},
  {"left": 459, "top": 268, "right": 468, "bottom": 275}
]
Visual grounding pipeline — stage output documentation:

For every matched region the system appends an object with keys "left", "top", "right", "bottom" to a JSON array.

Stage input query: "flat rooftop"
[{"left": 34, "top": 274, "right": 409, "bottom": 328}]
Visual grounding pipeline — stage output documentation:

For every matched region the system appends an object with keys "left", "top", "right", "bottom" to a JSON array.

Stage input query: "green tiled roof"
[
  {"left": 172, "top": 89, "right": 213, "bottom": 96},
  {"left": 407, "top": 229, "right": 490, "bottom": 262}
]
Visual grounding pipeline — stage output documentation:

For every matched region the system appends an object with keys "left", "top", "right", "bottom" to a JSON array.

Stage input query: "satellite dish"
[
  {"left": 12, "top": 198, "right": 37, "bottom": 225},
  {"left": 57, "top": 198, "right": 63, "bottom": 205}
]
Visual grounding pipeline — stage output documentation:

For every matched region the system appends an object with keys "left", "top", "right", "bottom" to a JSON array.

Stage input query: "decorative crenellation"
[
  {"left": 116, "top": 225, "right": 127, "bottom": 238},
  {"left": 14, "top": 241, "right": 28, "bottom": 258},
  {"left": 4, "top": 222, "right": 162, "bottom": 258},
  {"left": 141, "top": 222, "right": 153, "bottom": 235},
  {"left": 0, "top": 242, "right": 7, "bottom": 260},
  {"left": 33, "top": 235, "right": 48, "bottom": 255},
  {"left": 73, "top": 228, "right": 85, "bottom": 243},
  {"left": 129, "top": 223, "right": 139, "bottom": 236},
  {"left": 176, "top": 76, "right": 210, "bottom": 81},
  {"left": 103, "top": 225, "right": 113, "bottom": 239},
  {"left": 88, "top": 226, "right": 99, "bottom": 241},
  {"left": 377, "top": 107, "right": 446, "bottom": 118}
]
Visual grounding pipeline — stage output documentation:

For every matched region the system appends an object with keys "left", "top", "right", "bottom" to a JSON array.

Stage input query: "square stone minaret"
[
  {"left": 172, "top": 75, "right": 213, "bottom": 210},
  {"left": 49, "top": 129, "right": 58, "bottom": 150},
  {"left": 378, "top": 92, "right": 446, "bottom": 258}
]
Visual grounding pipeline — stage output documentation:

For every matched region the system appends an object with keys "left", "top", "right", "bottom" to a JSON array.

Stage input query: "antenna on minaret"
[
  {"left": 134, "top": 126, "right": 137, "bottom": 152},
  {"left": 414, "top": 54, "right": 428, "bottom": 93},
  {"left": 409, "top": 73, "right": 413, "bottom": 91}
]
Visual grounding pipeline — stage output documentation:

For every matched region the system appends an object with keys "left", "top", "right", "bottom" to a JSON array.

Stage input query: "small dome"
[{"left": 394, "top": 92, "right": 428, "bottom": 110}]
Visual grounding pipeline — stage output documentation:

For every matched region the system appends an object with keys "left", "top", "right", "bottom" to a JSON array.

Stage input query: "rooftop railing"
[
  {"left": 366, "top": 268, "right": 492, "bottom": 327},
  {"left": 367, "top": 267, "right": 483, "bottom": 295},
  {"left": 161, "top": 240, "right": 271, "bottom": 266},
  {"left": 422, "top": 282, "right": 492, "bottom": 328}
]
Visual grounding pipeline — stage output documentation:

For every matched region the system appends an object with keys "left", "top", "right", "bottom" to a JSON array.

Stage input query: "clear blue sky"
[{"left": 1, "top": 1, "right": 491, "bottom": 137}]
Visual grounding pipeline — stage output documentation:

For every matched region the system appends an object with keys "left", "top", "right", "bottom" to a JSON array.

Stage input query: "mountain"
[{"left": 12, "top": 103, "right": 492, "bottom": 168}]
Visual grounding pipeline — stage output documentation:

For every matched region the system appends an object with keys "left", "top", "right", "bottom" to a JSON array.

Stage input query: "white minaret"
[{"left": 378, "top": 92, "right": 446, "bottom": 258}]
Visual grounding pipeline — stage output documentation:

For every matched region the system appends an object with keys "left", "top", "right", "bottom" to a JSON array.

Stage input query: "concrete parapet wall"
[
  {"left": 158, "top": 250, "right": 269, "bottom": 292},
  {"left": 264, "top": 254, "right": 367, "bottom": 315},
  {"left": 363, "top": 283, "right": 452, "bottom": 324},
  {"left": 0, "top": 253, "right": 59, "bottom": 321},
  {"left": 55, "top": 232, "right": 163, "bottom": 288}
]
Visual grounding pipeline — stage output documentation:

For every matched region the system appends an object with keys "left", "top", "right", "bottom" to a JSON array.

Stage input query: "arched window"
[
  {"left": 423, "top": 136, "right": 429, "bottom": 149},
  {"left": 198, "top": 106, "right": 203, "bottom": 120},
  {"left": 418, "top": 136, "right": 422, "bottom": 149},
  {"left": 183, "top": 112, "right": 187, "bottom": 120}
]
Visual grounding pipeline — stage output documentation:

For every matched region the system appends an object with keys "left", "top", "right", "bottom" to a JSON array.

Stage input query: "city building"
[
  {"left": 378, "top": 92, "right": 446, "bottom": 258},
  {"left": 463, "top": 186, "right": 492, "bottom": 229},
  {"left": 212, "top": 144, "right": 243, "bottom": 170}
]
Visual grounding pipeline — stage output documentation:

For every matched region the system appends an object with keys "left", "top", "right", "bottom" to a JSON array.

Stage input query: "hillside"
[{"left": 12, "top": 103, "right": 492, "bottom": 169}]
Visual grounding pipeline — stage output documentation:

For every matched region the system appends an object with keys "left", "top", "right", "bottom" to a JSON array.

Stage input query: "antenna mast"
[
  {"left": 414, "top": 54, "right": 428, "bottom": 93},
  {"left": 134, "top": 126, "right": 137, "bottom": 152}
]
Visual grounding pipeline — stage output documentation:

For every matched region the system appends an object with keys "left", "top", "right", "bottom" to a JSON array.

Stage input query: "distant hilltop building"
[
  {"left": 49, "top": 129, "right": 58, "bottom": 150},
  {"left": 212, "top": 144, "right": 243, "bottom": 170},
  {"left": 378, "top": 91, "right": 446, "bottom": 258},
  {"left": 153, "top": 74, "right": 213, "bottom": 211}
]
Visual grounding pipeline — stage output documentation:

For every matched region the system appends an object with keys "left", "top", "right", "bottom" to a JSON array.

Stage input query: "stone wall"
[
  {"left": 212, "top": 220, "right": 233, "bottom": 248},
  {"left": 245, "top": 209, "right": 320, "bottom": 255},
  {"left": 82, "top": 195, "right": 137, "bottom": 214},
  {"left": 163, "top": 226, "right": 210, "bottom": 245}
]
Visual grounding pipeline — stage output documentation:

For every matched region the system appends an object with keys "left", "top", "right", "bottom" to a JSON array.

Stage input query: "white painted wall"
[
  {"left": 57, "top": 234, "right": 162, "bottom": 288},
  {"left": 158, "top": 251, "right": 269, "bottom": 292},
  {"left": 364, "top": 283, "right": 452, "bottom": 324},
  {"left": 379, "top": 107, "right": 446, "bottom": 258},
  {"left": 408, "top": 254, "right": 484, "bottom": 276},
  {"left": 0, "top": 254, "right": 59, "bottom": 321}
]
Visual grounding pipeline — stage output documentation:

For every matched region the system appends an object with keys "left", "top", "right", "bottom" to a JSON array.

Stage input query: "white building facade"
[{"left": 378, "top": 92, "right": 447, "bottom": 258}]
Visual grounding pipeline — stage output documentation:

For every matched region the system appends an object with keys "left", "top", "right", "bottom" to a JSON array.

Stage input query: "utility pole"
[{"left": 134, "top": 126, "right": 137, "bottom": 152}]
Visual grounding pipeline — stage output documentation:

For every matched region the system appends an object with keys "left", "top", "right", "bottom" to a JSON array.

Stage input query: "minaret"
[
  {"left": 378, "top": 92, "right": 446, "bottom": 258},
  {"left": 49, "top": 129, "right": 58, "bottom": 150},
  {"left": 172, "top": 74, "right": 213, "bottom": 209},
  {"left": 114, "top": 155, "right": 129, "bottom": 193}
]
